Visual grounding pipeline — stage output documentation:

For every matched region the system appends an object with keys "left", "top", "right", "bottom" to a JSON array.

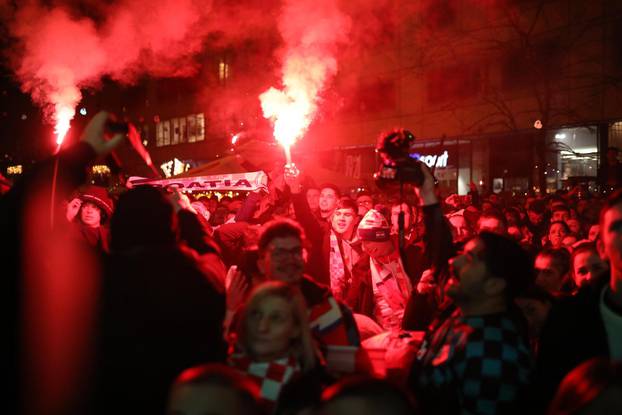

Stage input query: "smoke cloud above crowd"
[{"left": 0, "top": 0, "right": 460, "bottom": 143}]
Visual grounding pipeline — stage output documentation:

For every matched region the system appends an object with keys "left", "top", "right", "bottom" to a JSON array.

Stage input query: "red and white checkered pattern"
[{"left": 229, "top": 353, "right": 300, "bottom": 404}]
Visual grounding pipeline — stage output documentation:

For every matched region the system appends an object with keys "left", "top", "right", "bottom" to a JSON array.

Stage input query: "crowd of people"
[{"left": 4, "top": 112, "right": 622, "bottom": 415}]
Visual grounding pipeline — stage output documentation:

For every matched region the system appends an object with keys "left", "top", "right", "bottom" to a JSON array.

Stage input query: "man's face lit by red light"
[
  {"left": 528, "top": 210, "right": 544, "bottom": 225},
  {"left": 319, "top": 188, "right": 338, "bottom": 214},
  {"left": 306, "top": 188, "right": 320, "bottom": 211},
  {"left": 356, "top": 195, "right": 373, "bottom": 216},
  {"left": 599, "top": 202, "right": 622, "bottom": 277},
  {"left": 258, "top": 236, "right": 304, "bottom": 283},
  {"left": 566, "top": 218, "right": 581, "bottom": 235},
  {"left": 535, "top": 254, "right": 565, "bottom": 293},
  {"left": 447, "top": 238, "right": 490, "bottom": 305},
  {"left": 548, "top": 222, "right": 568, "bottom": 249},
  {"left": 572, "top": 250, "right": 607, "bottom": 288},
  {"left": 551, "top": 210, "right": 569, "bottom": 223},
  {"left": 80, "top": 202, "right": 102, "bottom": 228},
  {"left": 331, "top": 208, "right": 356, "bottom": 235},
  {"left": 449, "top": 215, "right": 471, "bottom": 242},
  {"left": 477, "top": 216, "right": 505, "bottom": 235}
]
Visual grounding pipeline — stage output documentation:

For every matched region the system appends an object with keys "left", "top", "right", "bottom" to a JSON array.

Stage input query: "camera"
[{"left": 374, "top": 128, "right": 425, "bottom": 188}]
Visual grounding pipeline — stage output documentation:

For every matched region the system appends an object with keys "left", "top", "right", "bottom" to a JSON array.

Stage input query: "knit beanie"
[
  {"left": 357, "top": 209, "right": 391, "bottom": 242},
  {"left": 79, "top": 185, "right": 113, "bottom": 217}
]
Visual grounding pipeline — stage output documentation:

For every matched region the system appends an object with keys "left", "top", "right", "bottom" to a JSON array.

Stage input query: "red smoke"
[
  {"left": 260, "top": 0, "right": 351, "bottom": 164},
  {"left": 6, "top": 0, "right": 214, "bottom": 132}
]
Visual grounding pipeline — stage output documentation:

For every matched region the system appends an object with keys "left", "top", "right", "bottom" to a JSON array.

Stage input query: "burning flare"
[
  {"left": 260, "top": 55, "right": 330, "bottom": 163},
  {"left": 259, "top": 0, "right": 350, "bottom": 165},
  {"left": 54, "top": 104, "right": 75, "bottom": 147}
]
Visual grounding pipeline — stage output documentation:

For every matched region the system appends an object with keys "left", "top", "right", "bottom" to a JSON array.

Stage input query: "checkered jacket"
[{"left": 411, "top": 309, "right": 532, "bottom": 415}]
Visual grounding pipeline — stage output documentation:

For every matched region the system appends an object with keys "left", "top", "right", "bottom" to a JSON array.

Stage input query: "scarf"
[
  {"left": 328, "top": 230, "right": 359, "bottom": 302},
  {"left": 229, "top": 352, "right": 300, "bottom": 405},
  {"left": 369, "top": 254, "right": 412, "bottom": 331}
]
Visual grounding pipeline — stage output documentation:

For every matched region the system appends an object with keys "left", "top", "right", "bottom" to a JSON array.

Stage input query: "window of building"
[
  {"left": 546, "top": 126, "right": 598, "bottom": 191},
  {"left": 196, "top": 113, "right": 205, "bottom": 141},
  {"left": 219, "top": 59, "right": 230, "bottom": 84},
  {"left": 154, "top": 113, "right": 205, "bottom": 147}
]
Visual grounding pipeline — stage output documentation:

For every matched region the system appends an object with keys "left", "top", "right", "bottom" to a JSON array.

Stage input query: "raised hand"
[
  {"left": 414, "top": 162, "right": 438, "bottom": 206},
  {"left": 80, "top": 111, "right": 126, "bottom": 156},
  {"left": 65, "top": 197, "right": 82, "bottom": 222},
  {"left": 225, "top": 265, "right": 249, "bottom": 312},
  {"left": 283, "top": 163, "right": 302, "bottom": 194}
]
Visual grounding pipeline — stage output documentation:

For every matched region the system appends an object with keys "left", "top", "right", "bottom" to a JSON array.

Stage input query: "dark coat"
[
  {"left": 1, "top": 142, "right": 99, "bottom": 414},
  {"left": 71, "top": 221, "right": 111, "bottom": 253},
  {"left": 401, "top": 203, "right": 456, "bottom": 331},
  {"left": 291, "top": 192, "right": 333, "bottom": 286},
  {"left": 92, "top": 244, "right": 226, "bottom": 414},
  {"left": 533, "top": 278, "right": 610, "bottom": 410}
]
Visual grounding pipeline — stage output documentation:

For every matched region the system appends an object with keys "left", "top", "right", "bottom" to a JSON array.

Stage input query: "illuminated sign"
[
  {"left": 412, "top": 150, "right": 449, "bottom": 168},
  {"left": 7, "top": 165, "right": 23, "bottom": 175},
  {"left": 160, "top": 158, "right": 191, "bottom": 178},
  {"left": 92, "top": 165, "right": 111, "bottom": 174}
]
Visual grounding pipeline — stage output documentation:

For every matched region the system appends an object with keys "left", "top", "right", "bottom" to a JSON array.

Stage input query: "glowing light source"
[
  {"left": 91, "top": 165, "right": 110, "bottom": 174},
  {"left": 260, "top": 74, "right": 317, "bottom": 165},
  {"left": 7, "top": 165, "right": 23, "bottom": 175},
  {"left": 160, "top": 158, "right": 190, "bottom": 178},
  {"left": 259, "top": 0, "right": 349, "bottom": 167},
  {"left": 54, "top": 105, "right": 75, "bottom": 147},
  {"left": 79, "top": 107, "right": 87, "bottom": 116}
]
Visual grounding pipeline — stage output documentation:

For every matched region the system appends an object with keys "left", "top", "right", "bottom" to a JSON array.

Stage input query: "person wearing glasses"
[
  {"left": 225, "top": 218, "right": 360, "bottom": 351},
  {"left": 355, "top": 192, "right": 374, "bottom": 217}
]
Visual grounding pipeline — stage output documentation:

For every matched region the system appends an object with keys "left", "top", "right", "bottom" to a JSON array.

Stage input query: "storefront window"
[
  {"left": 489, "top": 134, "right": 533, "bottom": 195},
  {"left": 546, "top": 126, "right": 598, "bottom": 192},
  {"left": 410, "top": 139, "right": 460, "bottom": 196}
]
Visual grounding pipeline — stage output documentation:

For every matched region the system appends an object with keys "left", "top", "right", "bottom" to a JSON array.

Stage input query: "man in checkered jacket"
[{"left": 409, "top": 232, "right": 533, "bottom": 415}]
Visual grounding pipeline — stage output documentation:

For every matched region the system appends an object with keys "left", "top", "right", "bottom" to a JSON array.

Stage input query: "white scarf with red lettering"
[{"left": 369, "top": 254, "right": 412, "bottom": 331}]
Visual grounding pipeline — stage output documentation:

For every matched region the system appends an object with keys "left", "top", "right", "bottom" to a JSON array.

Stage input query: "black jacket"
[
  {"left": 533, "top": 278, "right": 610, "bottom": 410},
  {"left": 2, "top": 142, "right": 99, "bottom": 415},
  {"left": 93, "top": 244, "right": 226, "bottom": 414}
]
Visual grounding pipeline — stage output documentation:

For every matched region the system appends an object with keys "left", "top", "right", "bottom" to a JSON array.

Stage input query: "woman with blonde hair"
[{"left": 228, "top": 281, "right": 319, "bottom": 411}]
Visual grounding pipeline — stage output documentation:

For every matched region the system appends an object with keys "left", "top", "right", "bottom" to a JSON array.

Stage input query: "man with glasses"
[
  {"left": 356, "top": 192, "right": 374, "bottom": 216},
  {"left": 226, "top": 218, "right": 360, "bottom": 349}
]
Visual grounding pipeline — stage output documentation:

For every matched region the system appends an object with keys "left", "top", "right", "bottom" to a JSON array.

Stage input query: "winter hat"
[
  {"left": 79, "top": 185, "right": 113, "bottom": 217},
  {"left": 357, "top": 209, "right": 391, "bottom": 242}
]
